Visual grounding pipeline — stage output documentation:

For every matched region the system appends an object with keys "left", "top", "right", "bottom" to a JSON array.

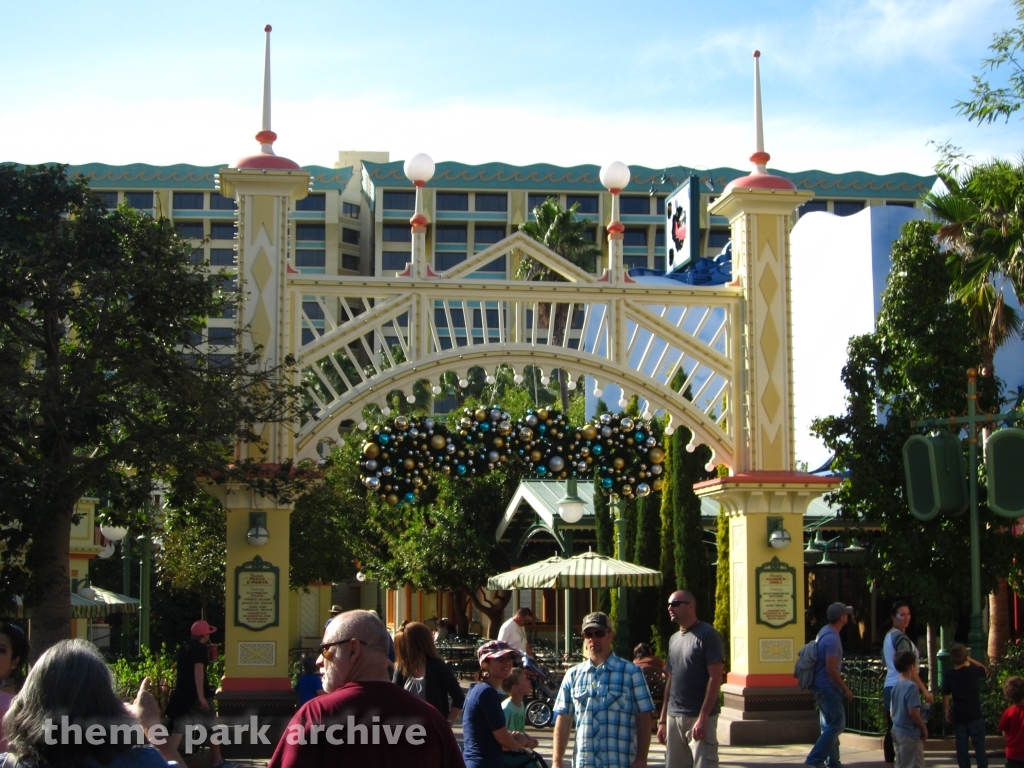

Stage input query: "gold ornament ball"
[
  {"left": 403, "top": 458, "right": 416, "bottom": 470},
  {"left": 430, "top": 435, "right": 447, "bottom": 450},
  {"left": 647, "top": 447, "right": 665, "bottom": 464},
  {"left": 612, "top": 457, "right": 625, "bottom": 469},
  {"left": 386, "top": 494, "right": 399, "bottom": 506},
  {"left": 474, "top": 408, "right": 488, "bottom": 422},
  {"left": 394, "top": 416, "right": 410, "bottom": 430},
  {"left": 362, "top": 443, "right": 381, "bottom": 459},
  {"left": 537, "top": 408, "right": 549, "bottom": 420},
  {"left": 582, "top": 425, "right": 598, "bottom": 440},
  {"left": 530, "top": 450, "right": 543, "bottom": 462}
]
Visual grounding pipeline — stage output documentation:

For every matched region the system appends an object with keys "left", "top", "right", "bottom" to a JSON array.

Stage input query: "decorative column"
[
  {"left": 698, "top": 51, "right": 840, "bottom": 745},
  {"left": 208, "top": 25, "right": 311, "bottom": 723}
]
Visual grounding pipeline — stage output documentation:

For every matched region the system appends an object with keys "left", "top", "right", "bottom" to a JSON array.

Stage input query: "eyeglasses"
[
  {"left": 583, "top": 629, "right": 608, "bottom": 639},
  {"left": 668, "top": 600, "right": 691, "bottom": 607},
  {"left": 319, "top": 638, "right": 368, "bottom": 658}
]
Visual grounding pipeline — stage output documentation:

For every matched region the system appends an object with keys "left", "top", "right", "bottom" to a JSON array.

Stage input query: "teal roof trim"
[
  {"left": 362, "top": 161, "right": 935, "bottom": 200},
  {"left": 46, "top": 163, "right": 353, "bottom": 191}
]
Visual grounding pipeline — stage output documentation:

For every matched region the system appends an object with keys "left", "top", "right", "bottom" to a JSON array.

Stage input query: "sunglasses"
[
  {"left": 583, "top": 629, "right": 609, "bottom": 639},
  {"left": 668, "top": 600, "right": 691, "bottom": 607},
  {"left": 319, "top": 637, "right": 368, "bottom": 658}
]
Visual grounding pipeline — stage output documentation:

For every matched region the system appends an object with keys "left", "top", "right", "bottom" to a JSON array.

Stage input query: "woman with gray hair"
[{"left": 1, "top": 639, "right": 170, "bottom": 768}]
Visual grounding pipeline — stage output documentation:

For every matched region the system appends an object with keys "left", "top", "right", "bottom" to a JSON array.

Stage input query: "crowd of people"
[{"left": 4, "top": 596, "right": 1020, "bottom": 768}]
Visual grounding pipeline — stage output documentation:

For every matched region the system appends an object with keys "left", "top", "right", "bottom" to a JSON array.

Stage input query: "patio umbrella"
[
  {"left": 505, "top": 550, "right": 662, "bottom": 589},
  {"left": 90, "top": 587, "right": 141, "bottom": 614},
  {"left": 486, "top": 556, "right": 564, "bottom": 590}
]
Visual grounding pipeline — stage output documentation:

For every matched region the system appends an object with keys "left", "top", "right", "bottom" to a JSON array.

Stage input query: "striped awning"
[
  {"left": 71, "top": 593, "right": 106, "bottom": 619},
  {"left": 490, "top": 551, "right": 662, "bottom": 590},
  {"left": 487, "top": 556, "right": 564, "bottom": 590},
  {"left": 90, "top": 587, "right": 140, "bottom": 614}
]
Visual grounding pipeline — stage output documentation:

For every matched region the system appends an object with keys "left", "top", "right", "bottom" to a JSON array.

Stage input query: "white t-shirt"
[
  {"left": 883, "top": 628, "right": 917, "bottom": 689},
  {"left": 498, "top": 617, "right": 528, "bottom": 651}
]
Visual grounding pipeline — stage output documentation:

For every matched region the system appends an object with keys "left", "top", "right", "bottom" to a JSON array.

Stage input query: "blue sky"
[{"left": 2, "top": 0, "right": 1021, "bottom": 174}]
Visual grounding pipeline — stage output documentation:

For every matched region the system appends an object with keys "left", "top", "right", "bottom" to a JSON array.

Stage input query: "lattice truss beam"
[{"left": 288, "top": 233, "right": 742, "bottom": 467}]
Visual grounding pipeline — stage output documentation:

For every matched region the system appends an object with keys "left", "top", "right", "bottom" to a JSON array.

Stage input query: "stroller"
[
  {"left": 519, "top": 650, "right": 558, "bottom": 728},
  {"left": 504, "top": 751, "right": 550, "bottom": 768}
]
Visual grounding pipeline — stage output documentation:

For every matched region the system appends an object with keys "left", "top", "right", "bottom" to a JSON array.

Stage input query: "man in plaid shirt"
[{"left": 552, "top": 612, "right": 655, "bottom": 768}]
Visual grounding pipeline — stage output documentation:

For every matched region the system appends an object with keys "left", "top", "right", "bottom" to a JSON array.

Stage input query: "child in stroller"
[{"left": 518, "top": 651, "right": 558, "bottom": 728}]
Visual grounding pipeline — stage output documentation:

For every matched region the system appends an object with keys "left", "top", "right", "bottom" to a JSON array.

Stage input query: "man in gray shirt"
[{"left": 657, "top": 590, "right": 724, "bottom": 768}]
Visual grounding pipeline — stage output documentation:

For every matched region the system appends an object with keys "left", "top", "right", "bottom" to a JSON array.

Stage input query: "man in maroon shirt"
[{"left": 268, "top": 610, "right": 465, "bottom": 768}]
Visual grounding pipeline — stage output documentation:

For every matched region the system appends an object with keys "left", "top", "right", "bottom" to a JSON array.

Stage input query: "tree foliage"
[
  {"left": 713, "top": 508, "right": 730, "bottom": 671},
  {"left": 156, "top": 492, "right": 226, "bottom": 618},
  {"left": 956, "top": 0, "right": 1024, "bottom": 124},
  {"left": 811, "top": 220, "right": 1024, "bottom": 629},
  {"left": 0, "top": 165, "right": 309, "bottom": 652},
  {"left": 671, "top": 427, "right": 714, "bottom": 621}
]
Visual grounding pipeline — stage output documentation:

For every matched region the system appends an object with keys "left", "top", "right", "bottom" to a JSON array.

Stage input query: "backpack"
[{"left": 793, "top": 634, "right": 821, "bottom": 690}]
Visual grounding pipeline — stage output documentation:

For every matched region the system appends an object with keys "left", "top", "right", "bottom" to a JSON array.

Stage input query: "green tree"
[
  {"left": 593, "top": 479, "right": 613, "bottom": 615},
  {"left": 956, "top": 0, "right": 1024, "bottom": 124},
  {"left": 671, "top": 427, "right": 715, "bottom": 621},
  {"left": 713, "top": 507, "right": 730, "bottom": 671},
  {"left": 631, "top": 415, "right": 664, "bottom": 649},
  {"left": 811, "top": 220, "right": 1024, "bottom": 635},
  {"left": 156, "top": 493, "right": 226, "bottom": 620},
  {"left": 0, "top": 165, "right": 308, "bottom": 654},
  {"left": 655, "top": 437, "right": 677, "bottom": 658}
]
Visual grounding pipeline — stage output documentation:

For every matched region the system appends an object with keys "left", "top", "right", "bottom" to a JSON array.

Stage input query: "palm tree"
[
  {"left": 925, "top": 153, "right": 1024, "bottom": 658},
  {"left": 517, "top": 198, "right": 601, "bottom": 410}
]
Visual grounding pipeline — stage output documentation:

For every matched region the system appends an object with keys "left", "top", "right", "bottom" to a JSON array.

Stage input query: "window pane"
[
  {"left": 93, "top": 191, "right": 118, "bottom": 209},
  {"left": 126, "top": 192, "right": 153, "bottom": 209},
  {"left": 653, "top": 256, "right": 665, "bottom": 271},
  {"left": 528, "top": 194, "right": 555, "bottom": 211},
  {"left": 209, "top": 354, "right": 234, "bottom": 369},
  {"left": 886, "top": 201, "right": 916, "bottom": 208},
  {"left": 620, "top": 196, "right": 649, "bottom": 215},
  {"left": 566, "top": 195, "right": 598, "bottom": 214},
  {"left": 474, "top": 226, "right": 505, "bottom": 244},
  {"left": 188, "top": 329, "right": 204, "bottom": 346},
  {"left": 382, "top": 225, "right": 411, "bottom": 242},
  {"left": 656, "top": 197, "right": 666, "bottom": 216},
  {"left": 189, "top": 248, "right": 204, "bottom": 265},
  {"left": 176, "top": 221, "right": 204, "bottom": 239},
  {"left": 210, "top": 194, "right": 237, "bottom": 210},
  {"left": 302, "top": 301, "right": 325, "bottom": 320},
  {"left": 208, "top": 327, "right": 236, "bottom": 345},
  {"left": 799, "top": 200, "right": 828, "bottom": 217},
  {"left": 342, "top": 253, "right": 360, "bottom": 271},
  {"left": 624, "top": 255, "right": 647, "bottom": 269},
  {"left": 210, "top": 248, "right": 236, "bottom": 266},
  {"left": 295, "top": 194, "right": 326, "bottom": 211},
  {"left": 301, "top": 328, "right": 316, "bottom": 346},
  {"left": 295, "top": 224, "right": 325, "bottom": 241},
  {"left": 623, "top": 229, "right": 647, "bottom": 247},
  {"left": 435, "top": 225, "right": 467, "bottom": 243},
  {"left": 833, "top": 201, "right": 865, "bottom": 217},
  {"left": 341, "top": 227, "right": 360, "bottom": 245},
  {"left": 475, "top": 193, "right": 507, "bottom": 212},
  {"left": 173, "top": 192, "right": 204, "bottom": 210},
  {"left": 478, "top": 255, "right": 506, "bottom": 272},
  {"left": 211, "top": 222, "right": 237, "bottom": 240},
  {"left": 581, "top": 227, "right": 596, "bottom": 242},
  {"left": 296, "top": 249, "right": 326, "bottom": 268},
  {"left": 436, "top": 252, "right": 467, "bottom": 271},
  {"left": 436, "top": 193, "right": 469, "bottom": 211},
  {"left": 342, "top": 201, "right": 361, "bottom": 218},
  {"left": 708, "top": 230, "right": 730, "bottom": 248},
  {"left": 382, "top": 252, "right": 410, "bottom": 270},
  {"left": 655, "top": 229, "right": 665, "bottom": 247},
  {"left": 383, "top": 190, "right": 415, "bottom": 210}
]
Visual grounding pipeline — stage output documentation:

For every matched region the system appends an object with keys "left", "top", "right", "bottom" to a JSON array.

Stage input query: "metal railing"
[{"left": 843, "top": 658, "right": 887, "bottom": 736}]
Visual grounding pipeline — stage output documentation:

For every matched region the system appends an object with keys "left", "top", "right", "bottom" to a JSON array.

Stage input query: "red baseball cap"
[{"left": 191, "top": 620, "right": 217, "bottom": 636}]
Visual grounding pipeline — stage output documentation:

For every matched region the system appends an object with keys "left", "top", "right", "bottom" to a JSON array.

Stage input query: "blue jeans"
[
  {"left": 806, "top": 687, "right": 845, "bottom": 768},
  {"left": 953, "top": 718, "right": 987, "bottom": 768}
]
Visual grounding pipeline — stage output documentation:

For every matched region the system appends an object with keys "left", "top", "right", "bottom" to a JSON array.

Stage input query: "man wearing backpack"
[
  {"left": 805, "top": 602, "right": 855, "bottom": 768},
  {"left": 883, "top": 601, "right": 933, "bottom": 768}
]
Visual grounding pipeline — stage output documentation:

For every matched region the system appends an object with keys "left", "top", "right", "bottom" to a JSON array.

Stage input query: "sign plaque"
[
  {"left": 755, "top": 556, "right": 797, "bottom": 628},
  {"left": 235, "top": 555, "right": 280, "bottom": 631}
]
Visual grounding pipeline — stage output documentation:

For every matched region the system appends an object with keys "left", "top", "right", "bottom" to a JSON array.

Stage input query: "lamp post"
[
  {"left": 404, "top": 153, "right": 435, "bottom": 279},
  {"left": 557, "top": 478, "right": 584, "bottom": 656},
  {"left": 600, "top": 161, "right": 631, "bottom": 284},
  {"left": 612, "top": 497, "right": 630, "bottom": 658}
]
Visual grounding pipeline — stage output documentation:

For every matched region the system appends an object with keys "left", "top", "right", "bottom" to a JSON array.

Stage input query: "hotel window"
[
  {"left": 296, "top": 250, "right": 326, "bottom": 269},
  {"left": 208, "top": 327, "right": 236, "bottom": 345},
  {"left": 295, "top": 193, "right": 326, "bottom": 211},
  {"left": 566, "top": 195, "right": 598, "bottom": 214},
  {"left": 707, "top": 230, "right": 730, "bottom": 249},
  {"left": 209, "top": 354, "right": 233, "bottom": 369},
  {"left": 474, "top": 226, "right": 505, "bottom": 245},
  {"left": 653, "top": 256, "right": 665, "bottom": 271},
  {"left": 382, "top": 225, "right": 411, "bottom": 242},
  {"left": 436, "top": 253, "right": 467, "bottom": 271},
  {"left": 435, "top": 225, "right": 467, "bottom": 243},
  {"left": 436, "top": 193, "right": 469, "bottom": 212},
  {"left": 342, "top": 201, "right": 361, "bottom": 218},
  {"left": 295, "top": 224, "right": 325, "bottom": 241},
  {"left": 302, "top": 301, "right": 325, "bottom": 320},
  {"left": 655, "top": 229, "right": 665, "bottom": 248},
  {"left": 210, "top": 194, "right": 237, "bottom": 210},
  {"left": 211, "top": 222, "right": 237, "bottom": 240},
  {"left": 886, "top": 201, "right": 916, "bottom": 208},
  {"left": 383, "top": 190, "right": 415, "bottom": 210},
  {"left": 341, "top": 227, "right": 360, "bottom": 245},
  {"left": 656, "top": 196, "right": 666, "bottom": 216},
  {"left": 187, "top": 329, "right": 204, "bottom": 346},
  {"left": 475, "top": 193, "right": 508, "bottom": 212},
  {"left": 341, "top": 253, "right": 360, "bottom": 272},
  {"left": 176, "top": 221, "right": 204, "bottom": 239},
  {"left": 189, "top": 248, "right": 204, "bottom": 266},
  {"left": 620, "top": 196, "right": 650, "bottom": 215},
  {"left": 623, "top": 229, "right": 647, "bottom": 247},
  {"left": 798, "top": 200, "right": 828, "bottom": 217},
  {"left": 93, "top": 191, "right": 118, "bottom": 209},
  {"left": 477, "top": 255, "right": 506, "bottom": 272},
  {"left": 581, "top": 227, "right": 596, "bottom": 242},
  {"left": 173, "top": 192, "right": 204, "bottom": 210},
  {"left": 624, "top": 255, "right": 647, "bottom": 269},
  {"left": 217, "top": 275, "right": 236, "bottom": 318},
  {"left": 210, "top": 248, "right": 236, "bottom": 267},
  {"left": 833, "top": 200, "right": 865, "bottom": 217},
  {"left": 126, "top": 192, "right": 153, "bottom": 209},
  {"left": 382, "top": 252, "right": 410, "bottom": 271},
  {"left": 528, "top": 193, "right": 555, "bottom": 211}
]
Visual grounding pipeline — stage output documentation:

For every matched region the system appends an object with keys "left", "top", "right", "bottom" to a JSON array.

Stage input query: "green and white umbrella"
[
  {"left": 487, "top": 556, "right": 564, "bottom": 590},
  {"left": 90, "top": 587, "right": 141, "bottom": 614},
  {"left": 497, "top": 551, "right": 662, "bottom": 589}
]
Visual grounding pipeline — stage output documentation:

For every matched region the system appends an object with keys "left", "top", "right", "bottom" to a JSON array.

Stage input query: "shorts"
[{"left": 171, "top": 698, "right": 215, "bottom": 735}]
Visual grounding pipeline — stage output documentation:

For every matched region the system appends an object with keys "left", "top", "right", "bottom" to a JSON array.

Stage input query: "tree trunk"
[
  {"left": 451, "top": 588, "right": 472, "bottom": 636},
  {"left": 25, "top": 503, "right": 76, "bottom": 660},
  {"left": 990, "top": 578, "right": 1011, "bottom": 660},
  {"left": 469, "top": 588, "right": 511, "bottom": 638}
]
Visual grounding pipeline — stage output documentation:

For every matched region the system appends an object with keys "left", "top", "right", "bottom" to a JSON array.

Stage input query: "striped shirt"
[{"left": 554, "top": 653, "right": 655, "bottom": 768}]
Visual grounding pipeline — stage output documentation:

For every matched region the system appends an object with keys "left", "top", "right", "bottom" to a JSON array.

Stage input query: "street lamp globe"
[
  {"left": 404, "top": 153, "right": 435, "bottom": 186},
  {"left": 600, "top": 161, "right": 631, "bottom": 192}
]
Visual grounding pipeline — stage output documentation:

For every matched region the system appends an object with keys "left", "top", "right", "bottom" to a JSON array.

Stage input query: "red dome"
[
  {"left": 233, "top": 153, "right": 301, "bottom": 170},
  {"left": 724, "top": 172, "right": 796, "bottom": 192}
]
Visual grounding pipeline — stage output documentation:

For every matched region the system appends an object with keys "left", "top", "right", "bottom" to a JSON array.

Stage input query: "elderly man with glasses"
[
  {"left": 268, "top": 609, "right": 465, "bottom": 768},
  {"left": 552, "top": 612, "right": 655, "bottom": 768},
  {"left": 657, "top": 590, "right": 724, "bottom": 768}
]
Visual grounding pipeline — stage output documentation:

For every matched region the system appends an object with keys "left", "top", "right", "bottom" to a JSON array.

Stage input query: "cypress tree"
[
  {"left": 593, "top": 478, "right": 613, "bottom": 615},
  {"left": 671, "top": 427, "right": 714, "bottom": 620},
  {"left": 713, "top": 507, "right": 730, "bottom": 671}
]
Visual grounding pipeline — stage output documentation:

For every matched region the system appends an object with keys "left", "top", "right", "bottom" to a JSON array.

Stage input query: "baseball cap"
[
  {"left": 477, "top": 640, "right": 518, "bottom": 664},
  {"left": 191, "top": 620, "right": 217, "bottom": 636},
  {"left": 826, "top": 603, "right": 854, "bottom": 622},
  {"left": 582, "top": 612, "right": 611, "bottom": 632}
]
